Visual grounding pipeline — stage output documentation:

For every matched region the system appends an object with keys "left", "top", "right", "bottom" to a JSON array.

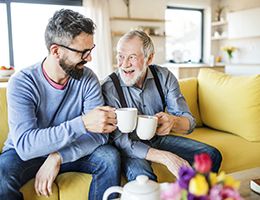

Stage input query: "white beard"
[{"left": 119, "top": 65, "right": 147, "bottom": 86}]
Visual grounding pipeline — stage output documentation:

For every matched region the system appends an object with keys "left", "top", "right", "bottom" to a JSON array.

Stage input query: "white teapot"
[{"left": 102, "top": 175, "right": 160, "bottom": 200}]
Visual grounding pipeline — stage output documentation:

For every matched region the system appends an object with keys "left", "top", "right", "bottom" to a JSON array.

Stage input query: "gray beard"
[{"left": 59, "top": 59, "right": 86, "bottom": 80}]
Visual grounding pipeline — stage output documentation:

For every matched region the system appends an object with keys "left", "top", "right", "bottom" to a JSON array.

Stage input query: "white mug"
[
  {"left": 115, "top": 108, "right": 138, "bottom": 133},
  {"left": 136, "top": 115, "right": 158, "bottom": 140}
]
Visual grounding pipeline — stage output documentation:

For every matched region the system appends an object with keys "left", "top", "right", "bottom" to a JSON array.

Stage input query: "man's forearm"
[{"left": 145, "top": 148, "right": 165, "bottom": 164}]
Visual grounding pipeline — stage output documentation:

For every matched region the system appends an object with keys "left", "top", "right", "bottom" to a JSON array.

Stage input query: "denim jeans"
[
  {"left": 0, "top": 144, "right": 121, "bottom": 200},
  {"left": 122, "top": 135, "right": 222, "bottom": 181}
]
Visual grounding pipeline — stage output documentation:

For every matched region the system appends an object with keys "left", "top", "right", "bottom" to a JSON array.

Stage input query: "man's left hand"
[
  {"left": 155, "top": 112, "right": 175, "bottom": 135},
  {"left": 34, "top": 152, "right": 61, "bottom": 197}
]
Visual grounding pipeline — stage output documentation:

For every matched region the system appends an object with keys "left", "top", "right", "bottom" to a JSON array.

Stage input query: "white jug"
[{"left": 102, "top": 175, "right": 160, "bottom": 200}]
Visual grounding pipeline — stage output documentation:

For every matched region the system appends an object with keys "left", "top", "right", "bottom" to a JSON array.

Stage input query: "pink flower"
[
  {"left": 160, "top": 182, "right": 182, "bottom": 200},
  {"left": 209, "top": 185, "right": 243, "bottom": 200},
  {"left": 194, "top": 153, "right": 212, "bottom": 174}
]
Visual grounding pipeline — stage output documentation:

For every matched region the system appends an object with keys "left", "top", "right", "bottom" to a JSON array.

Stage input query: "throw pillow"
[{"left": 198, "top": 68, "right": 260, "bottom": 141}]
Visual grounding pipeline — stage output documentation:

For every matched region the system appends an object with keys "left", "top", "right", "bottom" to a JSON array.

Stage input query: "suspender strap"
[
  {"left": 109, "top": 72, "right": 128, "bottom": 107},
  {"left": 149, "top": 65, "right": 166, "bottom": 109}
]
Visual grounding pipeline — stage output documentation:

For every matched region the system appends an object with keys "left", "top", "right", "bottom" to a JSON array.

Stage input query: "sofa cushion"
[
  {"left": 56, "top": 172, "right": 91, "bottom": 200},
  {"left": 179, "top": 78, "right": 202, "bottom": 127},
  {"left": 0, "top": 86, "right": 9, "bottom": 152},
  {"left": 20, "top": 178, "right": 59, "bottom": 200},
  {"left": 175, "top": 128, "right": 260, "bottom": 173},
  {"left": 198, "top": 69, "right": 260, "bottom": 141}
]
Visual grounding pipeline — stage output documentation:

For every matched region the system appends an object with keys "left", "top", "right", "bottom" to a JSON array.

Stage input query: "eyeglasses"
[{"left": 55, "top": 43, "right": 95, "bottom": 60}]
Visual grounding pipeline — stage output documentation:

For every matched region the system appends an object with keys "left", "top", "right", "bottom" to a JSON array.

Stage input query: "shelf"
[
  {"left": 211, "top": 20, "right": 227, "bottom": 26},
  {"left": 111, "top": 31, "right": 165, "bottom": 37},
  {"left": 110, "top": 17, "right": 166, "bottom": 22},
  {"left": 211, "top": 36, "right": 228, "bottom": 40}
]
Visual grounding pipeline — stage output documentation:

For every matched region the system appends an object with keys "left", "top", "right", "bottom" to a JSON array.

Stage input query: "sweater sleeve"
[
  {"left": 7, "top": 69, "right": 106, "bottom": 161},
  {"left": 57, "top": 73, "right": 109, "bottom": 163},
  {"left": 112, "top": 130, "right": 150, "bottom": 159}
]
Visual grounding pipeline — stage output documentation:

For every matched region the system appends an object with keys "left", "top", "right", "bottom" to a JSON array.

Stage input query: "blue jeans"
[
  {"left": 0, "top": 144, "right": 120, "bottom": 200},
  {"left": 122, "top": 135, "right": 222, "bottom": 181}
]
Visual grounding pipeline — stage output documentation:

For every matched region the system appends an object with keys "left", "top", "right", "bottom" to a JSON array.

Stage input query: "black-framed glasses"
[{"left": 55, "top": 43, "right": 96, "bottom": 60}]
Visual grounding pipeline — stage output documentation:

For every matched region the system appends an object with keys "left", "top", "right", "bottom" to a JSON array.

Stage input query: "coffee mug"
[
  {"left": 115, "top": 108, "right": 138, "bottom": 133},
  {"left": 136, "top": 115, "right": 158, "bottom": 140}
]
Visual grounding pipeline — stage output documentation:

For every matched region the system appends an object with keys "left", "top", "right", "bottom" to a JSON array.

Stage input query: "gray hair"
[
  {"left": 117, "top": 30, "right": 155, "bottom": 57},
  {"left": 45, "top": 9, "right": 96, "bottom": 52}
]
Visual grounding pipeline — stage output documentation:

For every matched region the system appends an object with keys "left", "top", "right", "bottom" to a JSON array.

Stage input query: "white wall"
[{"left": 219, "top": 0, "right": 260, "bottom": 64}]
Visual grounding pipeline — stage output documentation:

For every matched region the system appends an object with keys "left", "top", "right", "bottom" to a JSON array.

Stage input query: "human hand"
[
  {"left": 155, "top": 112, "right": 176, "bottom": 135},
  {"left": 161, "top": 151, "right": 191, "bottom": 179},
  {"left": 82, "top": 106, "right": 117, "bottom": 133},
  {"left": 34, "top": 152, "right": 61, "bottom": 197},
  {"left": 146, "top": 148, "right": 191, "bottom": 179}
]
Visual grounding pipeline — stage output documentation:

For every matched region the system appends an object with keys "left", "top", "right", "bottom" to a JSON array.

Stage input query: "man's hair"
[
  {"left": 118, "top": 30, "right": 155, "bottom": 57},
  {"left": 45, "top": 9, "right": 96, "bottom": 52}
]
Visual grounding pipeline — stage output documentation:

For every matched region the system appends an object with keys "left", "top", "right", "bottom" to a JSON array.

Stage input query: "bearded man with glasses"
[{"left": 0, "top": 9, "right": 120, "bottom": 200}]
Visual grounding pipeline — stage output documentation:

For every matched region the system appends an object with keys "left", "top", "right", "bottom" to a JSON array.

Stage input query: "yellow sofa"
[{"left": 1, "top": 68, "right": 260, "bottom": 199}]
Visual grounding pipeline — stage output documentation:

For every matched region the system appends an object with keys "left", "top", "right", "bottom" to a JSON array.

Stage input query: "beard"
[
  {"left": 59, "top": 59, "right": 86, "bottom": 80},
  {"left": 119, "top": 65, "right": 147, "bottom": 86}
]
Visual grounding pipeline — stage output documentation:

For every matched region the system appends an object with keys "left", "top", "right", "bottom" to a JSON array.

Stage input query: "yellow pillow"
[
  {"left": 198, "top": 69, "right": 260, "bottom": 141},
  {"left": 179, "top": 78, "right": 203, "bottom": 127}
]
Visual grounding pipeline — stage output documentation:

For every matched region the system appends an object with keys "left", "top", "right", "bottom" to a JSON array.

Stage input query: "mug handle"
[{"left": 102, "top": 186, "right": 123, "bottom": 200}]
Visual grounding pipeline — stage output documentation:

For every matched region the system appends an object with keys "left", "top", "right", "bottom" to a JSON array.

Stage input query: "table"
[{"left": 229, "top": 167, "right": 260, "bottom": 200}]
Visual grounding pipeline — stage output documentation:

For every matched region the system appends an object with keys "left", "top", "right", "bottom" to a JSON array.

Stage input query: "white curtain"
[{"left": 83, "top": 0, "right": 113, "bottom": 80}]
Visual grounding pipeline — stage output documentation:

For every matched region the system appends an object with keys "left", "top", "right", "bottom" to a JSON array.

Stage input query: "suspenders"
[
  {"left": 109, "top": 65, "right": 166, "bottom": 109},
  {"left": 109, "top": 65, "right": 165, "bottom": 140}
]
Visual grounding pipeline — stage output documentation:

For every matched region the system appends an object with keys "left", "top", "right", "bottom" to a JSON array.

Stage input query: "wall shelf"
[
  {"left": 211, "top": 20, "right": 227, "bottom": 26},
  {"left": 111, "top": 31, "right": 165, "bottom": 37},
  {"left": 110, "top": 17, "right": 166, "bottom": 22},
  {"left": 211, "top": 36, "right": 228, "bottom": 40}
]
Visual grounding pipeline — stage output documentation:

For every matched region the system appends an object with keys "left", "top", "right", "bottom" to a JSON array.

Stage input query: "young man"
[
  {"left": 102, "top": 30, "right": 222, "bottom": 181},
  {"left": 0, "top": 9, "right": 120, "bottom": 200}
]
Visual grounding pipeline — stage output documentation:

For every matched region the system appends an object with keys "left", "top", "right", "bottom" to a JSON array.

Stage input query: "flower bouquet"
[
  {"left": 221, "top": 46, "right": 237, "bottom": 61},
  {"left": 161, "top": 153, "right": 243, "bottom": 200}
]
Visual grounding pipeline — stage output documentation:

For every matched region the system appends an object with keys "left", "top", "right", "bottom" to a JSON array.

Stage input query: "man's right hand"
[
  {"left": 82, "top": 106, "right": 117, "bottom": 133},
  {"left": 146, "top": 148, "right": 191, "bottom": 179}
]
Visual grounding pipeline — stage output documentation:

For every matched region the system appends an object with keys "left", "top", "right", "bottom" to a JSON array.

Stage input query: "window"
[
  {"left": 0, "top": 3, "right": 10, "bottom": 66},
  {"left": 165, "top": 6, "right": 204, "bottom": 63},
  {"left": 0, "top": 0, "right": 83, "bottom": 70}
]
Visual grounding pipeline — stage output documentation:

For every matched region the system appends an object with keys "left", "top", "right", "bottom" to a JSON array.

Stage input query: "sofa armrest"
[{"left": 0, "top": 86, "right": 8, "bottom": 152}]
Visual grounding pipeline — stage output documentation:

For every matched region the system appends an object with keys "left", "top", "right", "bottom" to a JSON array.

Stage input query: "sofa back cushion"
[
  {"left": 179, "top": 78, "right": 202, "bottom": 127},
  {"left": 0, "top": 86, "right": 9, "bottom": 152},
  {"left": 198, "top": 68, "right": 260, "bottom": 141}
]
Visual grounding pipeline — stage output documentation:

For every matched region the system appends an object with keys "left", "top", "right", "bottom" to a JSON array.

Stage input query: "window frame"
[
  {"left": 166, "top": 6, "right": 204, "bottom": 63},
  {"left": 0, "top": 0, "right": 82, "bottom": 66}
]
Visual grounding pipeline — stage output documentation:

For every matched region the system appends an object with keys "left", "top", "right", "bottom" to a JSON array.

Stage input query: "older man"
[{"left": 102, "top": 30, "right": 222, "bottom": 181}]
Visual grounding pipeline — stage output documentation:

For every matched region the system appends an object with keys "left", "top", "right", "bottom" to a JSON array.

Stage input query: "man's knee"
[
  {"left": 0, "top": 163, "right": 20, "bottom": 196},
  {"left": 208, "top": 147, "right": 222, "bottom": 172},
  {"left": 95, "top": 145, "right": 121, "bottom": 168}
]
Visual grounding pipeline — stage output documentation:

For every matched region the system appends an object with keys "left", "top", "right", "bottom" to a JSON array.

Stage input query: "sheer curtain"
[{"left": 83, "top": 0, "right": 113, "bottom": 80}]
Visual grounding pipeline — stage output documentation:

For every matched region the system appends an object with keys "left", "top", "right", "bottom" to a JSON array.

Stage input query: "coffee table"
[{"left": 229, "top": 167, "right": 260, "bottom": 200}]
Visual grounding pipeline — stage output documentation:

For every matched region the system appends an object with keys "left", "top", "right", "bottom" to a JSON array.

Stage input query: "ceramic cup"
[
  {"left": 136, "top": 115, "right": 158, "bottom": 140},
  {"left": 115, "top": 108, "right": 138, "bottom": 133}
]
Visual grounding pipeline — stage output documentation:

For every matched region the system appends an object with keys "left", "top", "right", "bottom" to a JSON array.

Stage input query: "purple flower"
[
  {"left": 188, "top": 193, "right": 208, "bottom": 200},
  {"left": 178, "top": 166, "right": 196, "bottom": 189}
]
